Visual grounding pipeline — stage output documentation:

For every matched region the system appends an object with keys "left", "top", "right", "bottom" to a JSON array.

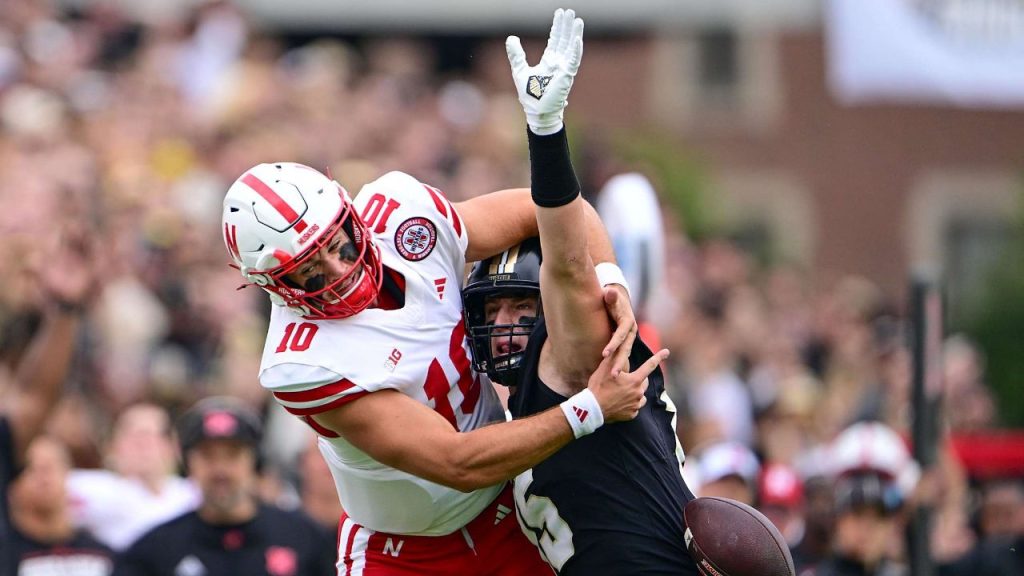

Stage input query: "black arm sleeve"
[{"left": 527, "top": 127, "right": 580, "bottom": 208}]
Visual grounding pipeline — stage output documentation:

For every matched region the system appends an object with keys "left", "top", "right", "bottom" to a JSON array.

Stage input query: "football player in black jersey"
[
  {"left": 462, "top": 10, "right": 700, "bottom": 574},
  {"left": 463, "top": 238, "right": 700, "bottom": 576}
]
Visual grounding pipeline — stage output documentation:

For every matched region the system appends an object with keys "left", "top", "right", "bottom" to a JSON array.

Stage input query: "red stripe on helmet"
[
  {"left": 224, "top": 223, "right": 240, "bottom": 260},
  {"left": 242, "top": 172, "right": 309, "bottom": 233}
]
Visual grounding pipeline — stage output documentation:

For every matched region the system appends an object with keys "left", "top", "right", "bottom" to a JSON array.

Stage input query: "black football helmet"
[{"left": 462, "top": 238, "right": 542, "bottom": 386}]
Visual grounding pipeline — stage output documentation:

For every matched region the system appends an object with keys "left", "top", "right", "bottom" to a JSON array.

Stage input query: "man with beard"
[{"left": 114, "top": 397, "right": 334, "bottom": 576}]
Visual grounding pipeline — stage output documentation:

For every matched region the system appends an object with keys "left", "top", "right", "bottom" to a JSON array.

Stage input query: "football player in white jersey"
[{"left": 219, "top": 10, "right": 655, "bottom": 575}]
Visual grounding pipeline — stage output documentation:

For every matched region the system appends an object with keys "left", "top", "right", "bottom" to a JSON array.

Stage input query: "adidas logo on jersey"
[
  {"left": 494, "top": 504, "right": 512, "bottom": 525},
  {"left": 434, "top": 278, "right": 446, "bottom": 299},
  {"left": 573, "top": 406, "right": 589, "bottom": 423}
]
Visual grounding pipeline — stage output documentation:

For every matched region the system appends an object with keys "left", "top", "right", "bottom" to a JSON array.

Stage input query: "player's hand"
[
  {"left": 601, "top": 285, "right": 638, "bottom": 375},
  {"left": 40, "top": 226, "right": 97, "bottom": 313},
  {"left": 506, "top": 8, "right": 584, "bottom": 136},
  {"left": 588, "top": 345, "right": 669, "bottom": 423}
]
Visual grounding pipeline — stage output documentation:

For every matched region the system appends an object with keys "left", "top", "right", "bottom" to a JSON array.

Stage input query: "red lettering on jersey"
[
  {"left": 421, "top": 322, "right": 481, "bottom": 428},
  {"left": 450, "top": 321, "right": 480, "bottom": 413},
  {"left": 360, "top": 193, "right": 401, "bottom": 234},
  {"left": 424, "top": 359, "right": 457, "bottom": 428}
]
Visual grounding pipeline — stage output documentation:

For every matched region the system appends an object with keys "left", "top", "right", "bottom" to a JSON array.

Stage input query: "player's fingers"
[
  {"left": 610, "top": 324, "right": 635, "bottom": 377},
  {"left": 568, "top": 23, "right": 584, "bottom": 72},
  {"left": 506, "top": 36, "right": 527, "bottom": 73},
  {"left": 544, "top": 9, "right": 563, "bottom": 55},
  {"left": 591, "top": 341, "right": 618, "bottom": 377},
  {"left": 601, "top": 288, "right": 628, "bottom": 358},
  {"left": 557, "top": 9, "right": 575, "bottom": 54},
  {"left": 631, "top": 349, "right": 670, "bottom": 381}
]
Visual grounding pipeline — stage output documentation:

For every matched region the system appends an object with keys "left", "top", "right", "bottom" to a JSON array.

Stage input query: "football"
[{"left": 684, "top": 497, "right": 795, "bottom": 576}]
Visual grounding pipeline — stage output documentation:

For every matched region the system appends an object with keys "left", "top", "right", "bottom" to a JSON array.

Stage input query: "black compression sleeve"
[{"left": 527, "top": 126, "right": 581, "bottom": 208}]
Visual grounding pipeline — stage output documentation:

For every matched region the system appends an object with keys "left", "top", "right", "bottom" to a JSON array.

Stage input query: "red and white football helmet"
[
  {"left": 221, "top": 162, "right": 382, "bottom": 319},
  {"left": 825, "top": 421, "right": 920, "bottom": 496}
]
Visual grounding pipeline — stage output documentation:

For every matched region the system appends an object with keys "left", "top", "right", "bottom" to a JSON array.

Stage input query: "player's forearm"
[
  {"left": 457, "top": 188, "right": 539, "bottom": 262},
  {"left": 9, "top": 308, "right": 81, "bottom": 460},
  {"left": 583, "top": 199, "right": 616, "bottom": 265},
  {"left": 444, "top": 407, "right": 574, "bottom": 492},
  {"left": 528, "top": 128, "right": 614, "bottom": 272}
]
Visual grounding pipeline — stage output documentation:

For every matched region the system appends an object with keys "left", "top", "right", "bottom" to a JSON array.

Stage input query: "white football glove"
[{"left": 507, "top": 8, "right": 584, "bottom": 136}]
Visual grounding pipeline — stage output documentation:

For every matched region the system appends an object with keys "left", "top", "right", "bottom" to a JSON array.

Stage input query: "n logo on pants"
[{"left": 383, "top": 538, "right": 404, "bottom": 557}]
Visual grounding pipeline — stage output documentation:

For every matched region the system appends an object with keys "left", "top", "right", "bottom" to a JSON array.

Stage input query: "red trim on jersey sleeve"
[
  {"left": 272, "top": 379, "right": 359, "bottom": 403},
  {"left": 423, "top": 184, "right": 463, "bottom": 237},
  {"left": 425, "top": 185, "right": 448, "bottom": 217},
  {"left": 302, "top": 415, "right": 340, "bottom": 438},
  {"left": 282, "top": 391, "right": 371, "bottom": 416}
]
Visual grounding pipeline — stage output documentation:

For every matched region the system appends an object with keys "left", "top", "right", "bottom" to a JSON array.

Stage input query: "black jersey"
[
  {"left": 507, "top": 318, "right": 700, "bottom": 576},
  {"left": 1, "top": 417, "right": 18, "bottom": 576},
  {"left": 113, "top": 505, "right": 335, "bottom": 576},
  {"left": 6, "top": 527, "right": 114, "bottom": 576}
]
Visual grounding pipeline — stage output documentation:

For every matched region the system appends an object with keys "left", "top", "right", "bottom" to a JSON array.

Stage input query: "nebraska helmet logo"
[{"left": 395, "top": 217, "right": 437, "bottom": 261}]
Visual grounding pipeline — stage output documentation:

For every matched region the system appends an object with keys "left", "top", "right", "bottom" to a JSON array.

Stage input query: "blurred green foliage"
[
  {"left": 572, "top": 127, "right": 719, "bottom": 241},
  {"left": 614, "top": 131, "right": 716, "bottom": 241},
  {"left": 965, "top": 180, "right": 1024, "bottom": 427}
]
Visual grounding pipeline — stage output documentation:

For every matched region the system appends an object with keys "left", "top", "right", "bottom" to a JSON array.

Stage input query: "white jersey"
[
  {"left": 67, "top": 470, "right": 199, "bottom": 551},
  {"left": 259, "top": 171, "right": 506, "bottom": 536}
]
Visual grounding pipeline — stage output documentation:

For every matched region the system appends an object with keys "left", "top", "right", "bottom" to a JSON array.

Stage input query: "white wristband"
[
  {"left": 595, "top": 262, "right": 631, "bottom": 297},
  {"left": 560, "top": 388, "right": 605, "bottom": 439}
]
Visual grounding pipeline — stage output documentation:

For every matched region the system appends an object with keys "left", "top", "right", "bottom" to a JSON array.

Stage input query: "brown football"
[{"left": 684, "top": 497, "right": 795, "bottom": 576}]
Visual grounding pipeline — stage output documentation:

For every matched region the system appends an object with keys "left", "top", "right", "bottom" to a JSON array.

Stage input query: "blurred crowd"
[{"left": 0, "top": 1, "right": 1021, "bottom": 575}]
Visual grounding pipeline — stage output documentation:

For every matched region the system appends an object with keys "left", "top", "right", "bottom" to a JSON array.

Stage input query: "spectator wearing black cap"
[{"left": 113, "top": 397, "right": 335, "bottom": 576}]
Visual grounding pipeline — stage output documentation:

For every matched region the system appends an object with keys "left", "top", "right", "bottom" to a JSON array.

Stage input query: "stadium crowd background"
[{"left": 1, "top": 0, "right": 1022, "bottom": 574}]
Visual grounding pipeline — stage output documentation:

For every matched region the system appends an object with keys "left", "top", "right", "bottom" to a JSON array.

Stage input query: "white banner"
[{"left": 827, "top": 0, "right": 1024, "bottom": 108}]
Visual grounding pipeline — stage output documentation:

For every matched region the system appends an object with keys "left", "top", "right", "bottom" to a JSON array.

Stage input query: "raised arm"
[
  {"left": 506, "top": 8, "right": 626, "bottom": 389},
  {"left": 4, "top": 232, "right": 94, "bottom": 465}
]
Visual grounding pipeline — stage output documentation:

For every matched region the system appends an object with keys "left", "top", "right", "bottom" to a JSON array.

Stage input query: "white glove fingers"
[
  {"left": 506, "top": 36, "right": 527, "bottom": 74},
  {"left": 557, "top": 9, "right": 575, "bottom": 55},
  {"left": 568, "top": 34, "right": 583, "bottom": 74},
  {"left": 544, "top": 8, "right": 564, "bottom": 60}
]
